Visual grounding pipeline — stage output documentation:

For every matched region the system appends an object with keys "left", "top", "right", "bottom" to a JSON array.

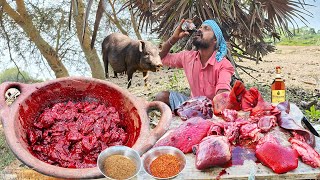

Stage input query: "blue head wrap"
[{"left": 202, "top": 20, "right": 227, "bottom": 62}]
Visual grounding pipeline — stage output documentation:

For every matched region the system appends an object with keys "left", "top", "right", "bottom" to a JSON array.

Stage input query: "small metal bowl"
[
  {"left": 142, "top": 146, "right": 186, "bottom": 179},
  {"left": 97, "top": 146, "right": 142, "bottom": 180}
]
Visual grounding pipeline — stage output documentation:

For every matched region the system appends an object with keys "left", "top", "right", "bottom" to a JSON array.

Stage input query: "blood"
[
  {"left": 216, "top": 146, "right": 258, "bottom": 179},
  {"left": 216, "top": 169, "right": 227, "bottom": 179},
  {"left": 220, "top": 146, "right": 258, "bottom": 170},
  {"left": 26, "top": 101, "right": 128, "bottom": 168},
  {"left": 230, "top": 146, "right": 257, "bottom": 166}
]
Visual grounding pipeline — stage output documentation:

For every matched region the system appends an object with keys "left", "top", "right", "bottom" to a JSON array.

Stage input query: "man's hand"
[
  {"left": 216, "top": 89, "right": 229, "bottom": 95},
  {"left": 159, "top": 19, "right": 192, "bottom": 59},
  {"left": 170, "top": 19, "right": 191, "bottom": 42}
]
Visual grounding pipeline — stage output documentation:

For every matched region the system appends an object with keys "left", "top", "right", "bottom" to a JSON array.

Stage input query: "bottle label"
[{"left": 271, "top": 90, "right": 286, "bottom": 103}]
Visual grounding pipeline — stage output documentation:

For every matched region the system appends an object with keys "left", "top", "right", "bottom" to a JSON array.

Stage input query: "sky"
[{"left": 293, "top": 0, "right": 320, "bottom": 31}]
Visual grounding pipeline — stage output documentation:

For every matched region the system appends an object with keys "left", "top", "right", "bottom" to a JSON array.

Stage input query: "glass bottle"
[
  {"left": 181, "top": 21, "right": 197, "bottom": 33},
  {"left": 271, "top": 66, "right": 286, "bottom": 103}
]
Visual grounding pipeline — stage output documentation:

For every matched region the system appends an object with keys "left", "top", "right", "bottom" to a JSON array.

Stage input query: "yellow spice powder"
[{"left": 104, "top": 155, "right": 136, "bottom": 179}]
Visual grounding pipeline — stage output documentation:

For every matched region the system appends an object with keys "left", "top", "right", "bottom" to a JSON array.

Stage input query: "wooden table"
[
  {"left": 137, "top": 103, "right": 320, "bottom": 180},
  {"left": 1, "top": 104, "right": 319, "bottom": 179}
]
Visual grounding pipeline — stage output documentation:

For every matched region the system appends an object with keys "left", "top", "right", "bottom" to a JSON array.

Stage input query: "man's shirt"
[{"left": 162, "top": 50, "right": 234, "bottom": 99}]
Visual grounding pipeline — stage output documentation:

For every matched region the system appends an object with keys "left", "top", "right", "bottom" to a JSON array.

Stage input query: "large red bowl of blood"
[{"left": 0, "top": 77, "right": 172, "bottom": 179}]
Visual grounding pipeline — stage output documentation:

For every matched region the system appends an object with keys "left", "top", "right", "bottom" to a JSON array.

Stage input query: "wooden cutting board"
[
  {"left": 137, "top": 103, "right": 320, "bottom": 179},
  {"left": 2, "top": 104, "right": 319, "bottom": 179}
]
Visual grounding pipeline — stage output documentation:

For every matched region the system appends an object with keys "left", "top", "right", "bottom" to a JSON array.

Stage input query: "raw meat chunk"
[
  {"left": 193, "top": 135, "right": 231, "bottom": 170},
  {"left": 255, "top": 134, "right": 298, "bottom": 174},
  {"left": 154, "top": 117, "right": 212, "bottom": 153}
]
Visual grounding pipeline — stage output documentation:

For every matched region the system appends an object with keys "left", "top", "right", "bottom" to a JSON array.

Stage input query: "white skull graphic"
[{"left": 5, "top": 88, "right": 21, "bottom": 105}]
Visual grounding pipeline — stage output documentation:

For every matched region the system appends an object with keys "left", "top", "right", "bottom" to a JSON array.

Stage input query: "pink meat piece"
[
  {"left": 257, "top": 115, "right": 277, "bottom": 133},
  {"left": 222, "top": 109, "right": 238, "bottom": 122},
  {"left": 193, "top": 135, "right": 231, "bottom": 170},
  {"left": 234, "top": 117, "right": 249, "bottom": 124},
  {"left": 241, "top": 87, "right": 278, "bottom": 117},
  {"left": 93, "top": 119, "right": 104, "bottom": 138},
  {"left": 82, "top": 136, "right": 98, "bottom": 152},
  {"left": 239, "top": 123, "right": 260, "bottom": 142},
  {"left": 27, "top": 101, "right": 128, "bottom": 168},
  {"left": 248, "top": 116, "right": 260, "bottom": 123},
  {"left": 223, "top": 119, "right": 250, "bottom": 144},
  {"left": 255, "top": 134, "right": 298, "bottom": 174},
  {"left": 61, "top": 105, "right": 78, "bottom": 120},
  {"left": 33, "top": 109, "right": 55, "bottom": 129},
  {"left": 175, "top": 96, "right": 213, "bottom": 120},
  {"left": 80, "top": 115, "right": 95, "bottom": 135},
  {"left": 213, "top": 80, "right": 246, "bottom": 115},
  {"left": 289, "top": 137, "right": 320, "bottom": 168},
  {"left": 212, "top": 92, "right": 229, "bottom": 115},
  {"left": 207, "top": 121, "right": 224, "bottom": 136},
  {"left": 291, "top": 131, "right": 307, "bottom": 142},
  {"left": 223, "top": 122, "right": 240, "bottom": 144},
  {"left": 67, "top": 129, "right": 83, "bottom": 141},
  {"left": 154, "top": 117, "right": 213, "bottom": 153}
]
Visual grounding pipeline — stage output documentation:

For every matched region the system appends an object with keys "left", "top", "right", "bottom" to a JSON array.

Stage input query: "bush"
[
  {"left": 0, "top": 68, "right": 41, "bottom": 83},
  {"left": 276, "top": 33, "right": 320, "bottom": 46}
]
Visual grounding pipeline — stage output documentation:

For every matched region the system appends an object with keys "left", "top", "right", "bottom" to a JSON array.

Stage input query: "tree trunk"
[
  {"left": 130, "top": 6, "right": 142, "bottom": 40},
  {"left": 72, "top": 0, "right": 105, "bottom": 79},
  {"left": 0, "top": 0, "right": 69, "bottom": 78}
]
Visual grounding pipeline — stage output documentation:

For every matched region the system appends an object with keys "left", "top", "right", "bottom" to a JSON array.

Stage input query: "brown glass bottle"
[{"left": 271, "top": 66, "right": 286, "bottom": 103}]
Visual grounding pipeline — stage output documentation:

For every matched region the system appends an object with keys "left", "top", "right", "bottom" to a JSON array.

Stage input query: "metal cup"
[
  {"left": 142, "top": 146, "right": 186, "bottom": 179},
  {"left": 97, "top": 146, "right": 142, "bottom": 180}
]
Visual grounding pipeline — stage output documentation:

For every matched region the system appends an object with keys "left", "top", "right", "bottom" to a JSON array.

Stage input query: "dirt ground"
[
  {"left": 107, "top": 46, "right": 320, "bottom": 103},
  {"left": 236, "top": 46, "right": 320, "bottom": 91}
]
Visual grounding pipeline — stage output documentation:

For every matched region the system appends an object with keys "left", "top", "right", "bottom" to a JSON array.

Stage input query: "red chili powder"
[{"left": 150, "top": 154, "right": 181, "bottom": 178}]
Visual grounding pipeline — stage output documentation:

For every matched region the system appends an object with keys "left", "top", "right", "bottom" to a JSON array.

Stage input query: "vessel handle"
[
  {"left": 0, "top": 82, "right": 37, "bottom": 120},
  {"left": 135, "top": 101, "right": 172, "bottom": 155},
  {"left": 147, "top": 101, "right": 172, "bottom": 140}
]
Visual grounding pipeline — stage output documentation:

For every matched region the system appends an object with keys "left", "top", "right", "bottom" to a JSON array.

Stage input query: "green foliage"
[
  {"left": 0, "top": 68, "right": 41, "bottom": 83},
  {"left": 168, "top": 70, "right": 182, "bottom": 89},
  {"left": 275, "top": 27, "right": 320, "bottom": 46},
  {"left": 233, "top": 47, "right": 244, "bottom": 56},
  {"left": 169, "top": 44, "right": 182, "bottom": 53},
  {"left": 0, "top": 130, "right": 16, "bottom": 170},
  {"left": 305, "top": 105, "right": 320, "bottom": 122},
  {"left": 277, "top": 34, "right": 320, "bottom": 46},
  {"left": 167, "top": 69, "right": 189, "bottom": 95}
]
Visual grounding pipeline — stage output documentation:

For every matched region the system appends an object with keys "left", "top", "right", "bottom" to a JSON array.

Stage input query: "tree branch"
[
  {"left": 0, "top": 6, "right": 26, "bottom": 81},
  {"left": 58, "top": 33, "right": 76, "bottom": 52},
  {"left": 107, "top": 0, "right": 127, "bottom": 35},
  {"left": 16, "top": 0, "right": 27, "bottom": 15},
  {"left": 55, "top": 13, "right": 65, "bottom": 53},
  {"left": 1, "top": 0, "right": 69, "bottom": 78},
  {"left": 72, "top": 0, "right": 105, "bottom": 79},
  {"left": 129, "top": 4, "right": 142, "bottom": 40},
  {"left": 0, "top": 0, "right": 24, "bottom": 24}
]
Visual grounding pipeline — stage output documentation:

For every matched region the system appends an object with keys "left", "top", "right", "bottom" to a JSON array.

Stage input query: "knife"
[{"left": 301, "top": 116, "right": 320, "bottom": 137}]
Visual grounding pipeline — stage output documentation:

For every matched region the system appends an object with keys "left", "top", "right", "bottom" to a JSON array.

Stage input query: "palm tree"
[{"left": 79, "top": 0, "right": 314, "bottom": 77}]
